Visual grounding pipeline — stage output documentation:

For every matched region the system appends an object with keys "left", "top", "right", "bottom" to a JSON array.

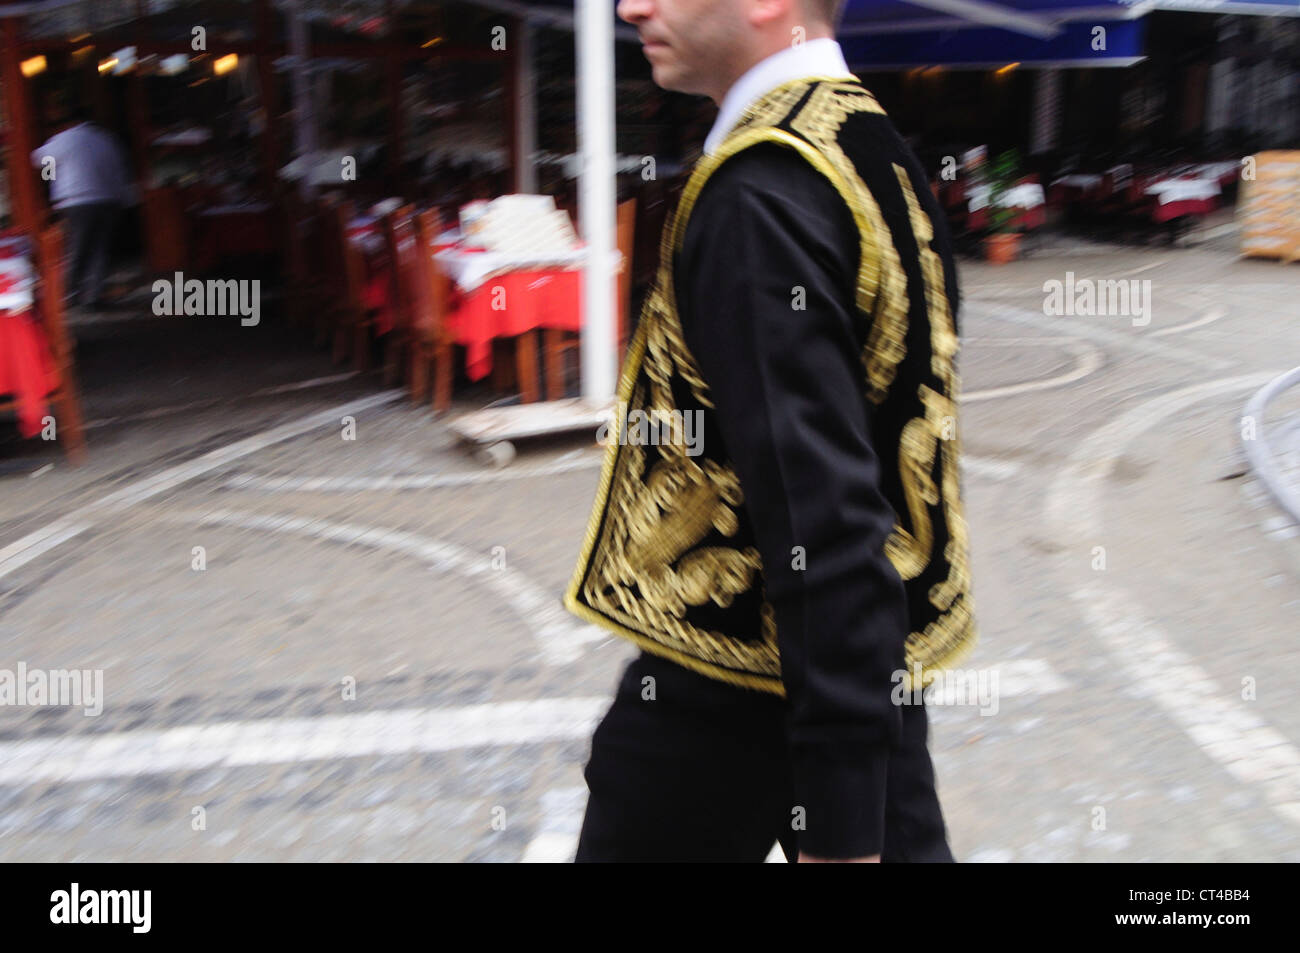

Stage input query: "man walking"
[
  {"left": 32, "top": 108, "right": 132, "bottom": 310},
  {"left": 565, "top": 0, "right": 977, "bottom": 862}
]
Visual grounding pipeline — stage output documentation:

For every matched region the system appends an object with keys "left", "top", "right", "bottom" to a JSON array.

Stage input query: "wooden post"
[
  {"left": 504, "top": 17, "right": 519, "bottom": 193},
  {"left": 37, "top": 222, "right": 87, "bottom": 463},
  {"left": 2, "top": 16, "right": 42, "bottom": 236}
]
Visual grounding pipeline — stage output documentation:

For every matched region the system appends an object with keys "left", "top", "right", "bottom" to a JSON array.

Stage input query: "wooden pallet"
[{"left": 447, "top": 397, "right": 613, "bottom": 466}]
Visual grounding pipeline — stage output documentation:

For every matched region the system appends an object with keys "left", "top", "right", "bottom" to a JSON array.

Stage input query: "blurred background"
[{"left": 0, "top": 0, "right": 1298, "bottom": 862}]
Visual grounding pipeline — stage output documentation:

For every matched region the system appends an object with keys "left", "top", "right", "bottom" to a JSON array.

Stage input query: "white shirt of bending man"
[{"left": 32, "top": 121, "right": 133, "bottom": 210}]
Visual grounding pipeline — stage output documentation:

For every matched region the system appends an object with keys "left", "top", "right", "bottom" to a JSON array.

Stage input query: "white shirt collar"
[{"left": 703, "top": 38, "right": 855, "bottom": 157}]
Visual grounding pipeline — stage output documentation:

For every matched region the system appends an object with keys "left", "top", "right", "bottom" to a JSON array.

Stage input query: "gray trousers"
[{"left": 62, "top": 201, "right": 118, "bottom": 306}]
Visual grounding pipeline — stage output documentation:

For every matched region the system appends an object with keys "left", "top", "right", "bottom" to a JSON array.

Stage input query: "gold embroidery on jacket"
[
  {"left": 728, "top": 80, "right": 813, "bottom": 140},
  {"left": 575, "top": 279, "right": 782, "bottom": 681},
  {"left": 787, "top": 82, "right": 909, "bottom": 404},
  {"left": 564, "top": 78, "right": 976, "bottom": 695},
  {"left": 892, "top": 162, "right": 975, "bottom": 671}
]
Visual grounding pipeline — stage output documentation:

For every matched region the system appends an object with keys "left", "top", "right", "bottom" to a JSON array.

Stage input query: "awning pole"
[
  {"left": 286, "top": 0, "right": 317, "bottom": 199},
  {"left": 514, "top": 19, "right": 537, "bottom": 194},
  {"left": 577, "top": 0, "right": 617, "bottom": 401}
]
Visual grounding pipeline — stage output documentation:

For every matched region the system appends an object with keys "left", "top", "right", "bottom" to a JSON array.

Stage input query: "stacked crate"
[{"left": 1240, "top": 151, "right": 1300, "bottom": 262}]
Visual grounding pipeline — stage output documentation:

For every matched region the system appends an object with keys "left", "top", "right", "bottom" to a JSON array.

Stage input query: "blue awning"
[
  {"left": 841, "top": 14, "right": 1146, "bottom": 70},
  {"left": 840, "top": 0, "right": 1299, "bottom": 68},
  {"left": 494, "top": 0, "right": 1299, "bottom": 69},
  {"left": 842, "top": 1, "right": 1296, "bottom": 35}
]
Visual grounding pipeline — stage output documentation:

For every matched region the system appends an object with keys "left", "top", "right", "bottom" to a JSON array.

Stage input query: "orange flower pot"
[{"left": 984, "top": 232, "right": 1021, "bottom": 265}]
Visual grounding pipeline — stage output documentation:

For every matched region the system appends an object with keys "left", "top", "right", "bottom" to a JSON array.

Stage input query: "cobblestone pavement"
[{"left": 2, "top": 245, "right": 1299, "bottom": 861}]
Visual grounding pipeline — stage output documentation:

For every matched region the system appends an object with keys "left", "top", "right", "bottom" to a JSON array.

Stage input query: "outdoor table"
[
  {"left": 345, "top": 217, "right": 614, "bottom": 385},
  {"left": 1142, "top": 176, "right": 1220, "bottom": 223},
  {"left": 443, "top": 262, "right": 585, "bottom": 382},
  {"left": 0, "top": 253, "right": 59, "bottom": 438},
  {"left": 1193, "top": 161, "right": 1241, "bottom": 188},
  {"left": 1052, "top": 174, "right": 1103, "bottom": 190},
  {"left": 966, "top": 182, "right": 1047, "bottom": 231},
  {"left": 1048, "top": 173, "right": 1103, "bottom": 210}
]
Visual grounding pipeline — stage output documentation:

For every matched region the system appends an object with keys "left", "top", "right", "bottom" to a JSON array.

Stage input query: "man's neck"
[{"left": 708, "top": 31, "right": 834, "bottom": 105}]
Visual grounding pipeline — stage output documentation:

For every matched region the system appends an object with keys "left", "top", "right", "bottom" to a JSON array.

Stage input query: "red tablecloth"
[
  {"left": 345, "top": 221, "right": 585, "bottom": 379},
  {"left": 0, "top": 309, "right": 60, "bottom": 437},
  {"left": 1149, "top": 196, "right": 1218, "bottom": 223},
  {"left": 966, "top": 205, "right": 1045, "bottom": 232},
  {"left": 449, "top": 267, "right": 583, "bottom": 381}
]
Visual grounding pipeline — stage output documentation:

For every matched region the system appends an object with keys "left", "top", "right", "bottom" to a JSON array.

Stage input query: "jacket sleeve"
[{"left": 677, "top": 142, "right": 909, "bottom": 859}]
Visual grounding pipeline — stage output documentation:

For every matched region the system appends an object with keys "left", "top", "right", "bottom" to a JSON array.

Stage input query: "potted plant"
[{"left": 983, "top": 149, "right": 1023, "bottom": 265}]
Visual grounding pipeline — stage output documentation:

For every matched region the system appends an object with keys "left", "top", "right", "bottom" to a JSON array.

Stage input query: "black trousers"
[
  {"left": 575, "top": 650, "right": 956, "bottom": 862},
  {"left": 62, "top": 201, "right": 118, "bottom": 307}
]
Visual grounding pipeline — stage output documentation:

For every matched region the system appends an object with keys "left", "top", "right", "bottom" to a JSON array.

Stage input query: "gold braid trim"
[
  {"left": 786, "top": 81, "right": 910, "bottom": 405},
  {"left": 563, "top": 78, "right": 975, "bottom": 695},
  {"left": 891, "top": 163, "right": 977, "bottom": 670}
]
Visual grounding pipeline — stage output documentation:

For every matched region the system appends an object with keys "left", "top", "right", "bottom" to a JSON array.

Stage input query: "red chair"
[
  {"left": 319, "top": 197, "right": 373, "bottom": 370},
  {"left": 0, "top": 224, "right": 86, "bottom": 463}
]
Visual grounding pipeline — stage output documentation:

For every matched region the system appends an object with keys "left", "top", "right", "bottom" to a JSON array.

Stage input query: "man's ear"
[{"left": 748, "top": 0, "right": 796, "bottom": 30}]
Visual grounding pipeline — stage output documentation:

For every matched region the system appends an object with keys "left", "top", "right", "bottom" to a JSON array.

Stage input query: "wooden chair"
[
  {"left": 544, "top": 197, "right": 636, "bottom": 401},
  {"left": 0, "top": 224, "right": 87, "bottom": 463},
  {"left": 38, "top": 223, "right": 86, "bottom": 462},
  {"left": 280, "top": 187, "right": 328, "bottom": 334},
  {"left": 380, "top": 204, "right": 417, "bottom": 387},
  {"left": 409, "top": 210, "right": 455, "bottom": 411},
  {"left": 311, "top": 193, "right": 344, "bottom": 349},
  {"left": 319, "top": 197, "right": 372, "bottom": 370}
]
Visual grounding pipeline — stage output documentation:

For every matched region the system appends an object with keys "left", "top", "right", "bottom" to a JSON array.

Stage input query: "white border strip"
[
  {"left": 1046, "top": 372, "right": 1300, "bottom": 827},
  {"left": 0, "top": 391, "right": 404, "bottom": 582},
  {"left": 0, "top": 698, "right": 607, "bottom": 786}
]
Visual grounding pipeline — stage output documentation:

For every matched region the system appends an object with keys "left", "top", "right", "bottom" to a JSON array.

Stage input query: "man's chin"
[{"left": 649, "top": 64, "right": 690, "bottom": 95}]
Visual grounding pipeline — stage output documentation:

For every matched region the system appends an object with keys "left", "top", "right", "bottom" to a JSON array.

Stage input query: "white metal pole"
[
  {"left": 515, "top": 20, "right": 538, "bottom": 194},
  {"left": 577, "top": 0, "right": 618, "bottom": 401},
  {"left": 287, "top": 0, "right": 317, "bottom": 198},
  {"left": 1030, "top": 67, "right": 1061, "bottom": 156}
]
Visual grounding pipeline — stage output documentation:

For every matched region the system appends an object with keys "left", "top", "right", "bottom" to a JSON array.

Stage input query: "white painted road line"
[
  {"left": 521, "top": 786, "right": 589, "bottom": 862},
  {"left": 83, "top": 371, "right": 363, "bottom": 430},
  {"left": 930, "top": 657, "right": 1071, "bottom": 702},
  {"left": 975, "top": 304, "right": 1233, "bottom": 371},
  {"left": 0, "top": 519, "right": 91, "bottom": 579},
  {"left": 963, "top": 456, "right": 1025, "bottom": 481},
  {"left": 0, "top": 391, "right": 404, "bottom": 582},
  {"left": 1150, "top": 307, "right": 1227, "bottom": 338},
  {"left": 92, "top": 391, "right": 404, "bottom": 511},
  {"left": 960, "top": 337, "right": 1104, "bottom": 403},
  {"left": 0, "top": 698, "right": 608, "bottom": 786},
  {"left": 221, "top": 454, "right": 604, "bottom": 493},
  {"left": 1045, "top": 372, "right": 1300, "bottom": 827},
  {"left": 167, "top": 508, "right": 610, "bottom": 666},
  {"left": 521, "top": 833, "right": 580, "bottom": 863}
]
